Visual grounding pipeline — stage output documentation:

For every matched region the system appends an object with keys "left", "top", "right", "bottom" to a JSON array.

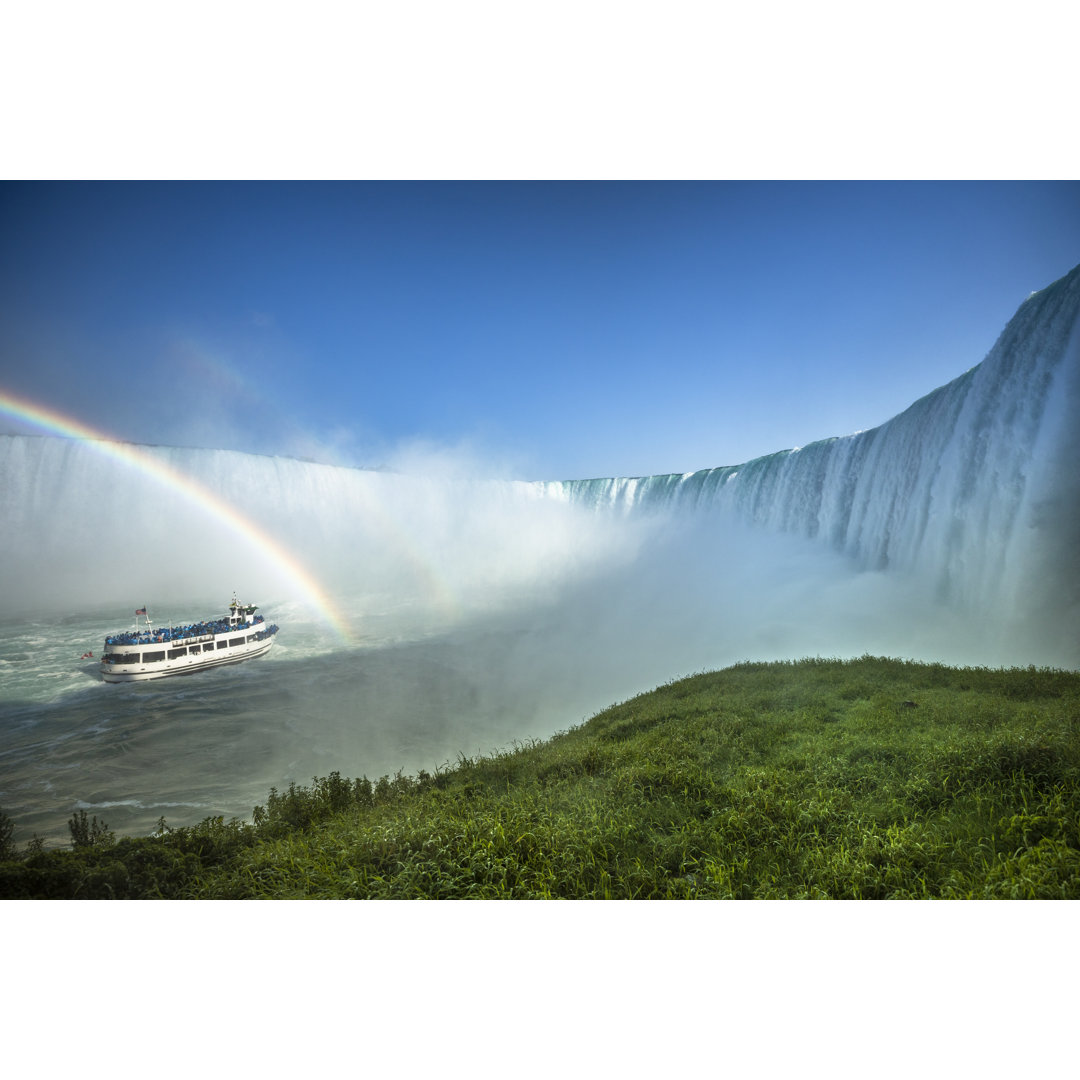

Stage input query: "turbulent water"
[{"left": 2, "top": 264, "right": 1079, "bottom": 845}]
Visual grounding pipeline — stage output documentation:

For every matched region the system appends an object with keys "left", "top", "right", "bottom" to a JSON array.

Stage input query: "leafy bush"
[{"left": 68, "top": 809, "right": 114, "bottom": 848}]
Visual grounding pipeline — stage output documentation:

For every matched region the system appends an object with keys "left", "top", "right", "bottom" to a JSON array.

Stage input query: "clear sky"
[{"left": 1, "top": 180, "right": 1077, "bottom": 479}]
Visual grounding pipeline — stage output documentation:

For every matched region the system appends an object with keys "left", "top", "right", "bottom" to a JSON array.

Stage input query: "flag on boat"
[{"left": 135, "top": 607, "right": 146, "bottom": 615}]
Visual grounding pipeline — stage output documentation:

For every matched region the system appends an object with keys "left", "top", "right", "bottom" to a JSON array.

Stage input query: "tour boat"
[{"left": 99, "top": 598, "right": 279, "bottom": 683}]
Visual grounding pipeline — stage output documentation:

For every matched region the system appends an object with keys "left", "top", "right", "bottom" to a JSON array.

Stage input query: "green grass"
[{"left": 3, "top": 656, "right": 1079, "bottom": 898}]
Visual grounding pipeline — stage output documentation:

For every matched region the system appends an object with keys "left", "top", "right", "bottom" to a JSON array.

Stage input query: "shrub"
[{"left": 68, "top": 809, "right": 114, "bottom": 848}]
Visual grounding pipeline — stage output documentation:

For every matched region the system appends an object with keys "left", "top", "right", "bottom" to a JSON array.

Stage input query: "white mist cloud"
[{"left": 3, "top": 434, "right": 1070, "bottom": 678}]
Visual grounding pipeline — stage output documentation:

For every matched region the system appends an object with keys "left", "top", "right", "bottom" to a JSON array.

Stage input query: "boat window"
[
  {"left": 230, "top": 638, "right": 245, "bottom": 647},
  {"left": 168, "top": 647, "right": 187, "bottom": 659},
  {"left": 144, "top": 650, "right": 166, "bottom": 663},
  {"left": 217, "top": 641, "right": 229, "bottom": 650},
  {"left": 116, "top": 653, "right": 141, "bottom": 665},
  {"left": 248, "top": 634, "right": 259, "bottom": 643},
  {"left": 188, "top": 645, "right": 200, "bottom": 655}
]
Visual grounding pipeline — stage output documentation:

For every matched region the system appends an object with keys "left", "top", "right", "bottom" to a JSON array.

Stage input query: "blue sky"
[{"left": 2, "top": 180, "right": 1078, "bottom": 479}]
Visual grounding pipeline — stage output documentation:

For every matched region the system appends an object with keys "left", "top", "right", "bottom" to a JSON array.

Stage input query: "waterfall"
[
  {"left": 2, "top": 265, "right": 1078, "bottom": 665},
  {"left": 553, "top": 264, "right": 1080, "bottom": 648}
]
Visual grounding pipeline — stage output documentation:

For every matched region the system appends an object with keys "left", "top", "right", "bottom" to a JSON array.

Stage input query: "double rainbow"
[{"left": 0, "top": 388, "right": 353, "bottom": 643}]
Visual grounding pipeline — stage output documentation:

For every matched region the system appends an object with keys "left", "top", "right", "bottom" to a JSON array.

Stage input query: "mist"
[{"left": 1, "top": 431, "right": 1046, "bottom": 667}]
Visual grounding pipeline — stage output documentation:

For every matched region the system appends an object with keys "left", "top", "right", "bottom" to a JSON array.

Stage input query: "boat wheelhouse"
[{"left": 100, "top": 598, "right": 279, "bottom": 683}]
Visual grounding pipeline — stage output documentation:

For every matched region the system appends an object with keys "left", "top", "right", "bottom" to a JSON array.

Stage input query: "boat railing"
[{"left": 105, "top": 614, "right": 265, "bottom": 648}]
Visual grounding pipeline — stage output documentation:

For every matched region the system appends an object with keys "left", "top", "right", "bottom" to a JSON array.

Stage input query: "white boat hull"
[{"left": 100, "top": 625, "right": 276, "bottom": 683}]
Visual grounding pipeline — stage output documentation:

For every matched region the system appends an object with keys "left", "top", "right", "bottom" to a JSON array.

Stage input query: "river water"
[{"left": 0, "top": 598, "right": 609, "bottom": 847}]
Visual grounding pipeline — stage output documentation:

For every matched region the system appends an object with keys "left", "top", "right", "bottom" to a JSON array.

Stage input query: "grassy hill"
[{"left": 3, "top": 656, "right": 1079, "bottom": 899}]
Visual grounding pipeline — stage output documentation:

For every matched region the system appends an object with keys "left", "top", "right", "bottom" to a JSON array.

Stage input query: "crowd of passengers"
[{"left": 105, "top": 614, "right": 265, "bottom": 647}]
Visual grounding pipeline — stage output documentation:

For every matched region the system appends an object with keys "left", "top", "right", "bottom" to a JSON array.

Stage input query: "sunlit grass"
[{"left": 2, "top": 656, "right": 1078, "bottom": 898}]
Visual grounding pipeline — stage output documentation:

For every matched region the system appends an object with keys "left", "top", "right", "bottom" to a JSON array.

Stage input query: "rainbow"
[{"left": 0, "top": 387, "right": 354, "bottom": 643}]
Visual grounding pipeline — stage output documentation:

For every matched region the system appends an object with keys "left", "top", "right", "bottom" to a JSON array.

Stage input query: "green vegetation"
[{"left": 2, "top": 656, "right": 1079, "bottom": 898}]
